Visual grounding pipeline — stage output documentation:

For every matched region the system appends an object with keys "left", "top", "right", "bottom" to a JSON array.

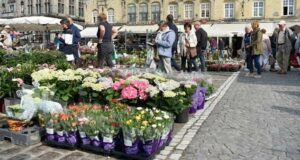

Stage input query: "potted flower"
[{"left": 6, "top": 104, "right": 26, "bottom": 132}]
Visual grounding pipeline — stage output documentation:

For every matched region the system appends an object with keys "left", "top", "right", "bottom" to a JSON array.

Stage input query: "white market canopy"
[{"left": 0, "top": 16, "right": 83, "bottom": 31}]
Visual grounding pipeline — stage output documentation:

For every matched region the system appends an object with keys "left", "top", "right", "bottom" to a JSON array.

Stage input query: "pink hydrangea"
[
  {"left": 139, "top": 90, "right": 148, "bottom": 100},
  {"left": 112, "top": 79, "right": 125, "bottom": 91},
  {"left": 131, "top": 80, "right": 149, "bottom": 90},
  {"left": 121, "top": 86, "right": 138, "bottom": 100}
]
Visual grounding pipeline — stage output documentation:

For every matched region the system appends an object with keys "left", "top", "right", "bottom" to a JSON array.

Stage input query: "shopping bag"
[
  {"left": 66, "top": 54, "right": 75, "bottom": 61},
  {"left": 290, "top": 53, "right": 300, "bottom": 68}
]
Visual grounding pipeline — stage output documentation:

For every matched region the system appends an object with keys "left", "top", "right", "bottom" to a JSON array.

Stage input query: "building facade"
[
  {"left": 85, "top": 0, "right": 300, "bottom": 25},
  {"left": 0, "top": 0, "right": 85, "bottom": 22}
]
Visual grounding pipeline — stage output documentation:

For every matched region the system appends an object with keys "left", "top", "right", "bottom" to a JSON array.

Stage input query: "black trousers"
[{"left": 97, "top": 42, "right": 114, "bottom": 68}]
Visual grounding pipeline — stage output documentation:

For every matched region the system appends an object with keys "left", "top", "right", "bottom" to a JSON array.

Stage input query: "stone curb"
[{"left": 155, "top": 72, "right": 240, "bottom": 160}]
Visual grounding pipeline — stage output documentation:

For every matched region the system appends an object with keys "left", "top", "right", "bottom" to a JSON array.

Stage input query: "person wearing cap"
[
  {"left": 276, "top": 20, "right": 294, "bottom": 74},
  {"left": 155, "top": 21, "right": 176, "bottom": 73},
  {"left": 194, "top": 21, "right": 208, "bottom": 72},
  {"left": 246, "top": 21, "right": 263, "bottom": 78},
  {"left": 1, "top": 25, "right": 13, "bottom": 51}
]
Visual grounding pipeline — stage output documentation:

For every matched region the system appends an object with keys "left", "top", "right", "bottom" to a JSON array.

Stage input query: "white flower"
[
  {"left": 185, "top": 84, "right": 192, "bottom": 88},
  {"left": 157, "top": 80, "right": 180, "bottom": 91},
  {"left": 146, "top": 86, "right": 159, "bottom": 97},
  {"left": 152, "top": 124, "right": 157, "bottom": 128},
  {"left": 83, "top": 77, "right": 97, "bottom": 83},
  {"left": 137, "top": 107, "right": 143, "bottom": 110},
  {"left": 155, "top": 117, "right": 163, "bottom": 120},
  {"left": 163, "top": 114, "right": 170, "bottom": 119},
  {"left": 178, "top": 92, "right": 186, "bottom": 96},
  {"left": 163, "top": 91, "right": 176, "bottom": 98}
]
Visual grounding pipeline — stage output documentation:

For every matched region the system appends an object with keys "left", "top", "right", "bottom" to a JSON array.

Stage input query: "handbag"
[
  {"left": 290, "top": 53, "right": 300, "bottom": 68},
  {"left": 188, "top": 47, "right": 197, "bottom": 58},
  {"left": 268, "top": 54, "right": 276, "bottom": 66}
]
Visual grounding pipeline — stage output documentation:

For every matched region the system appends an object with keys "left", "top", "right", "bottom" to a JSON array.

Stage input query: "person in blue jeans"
[
  {"left": 246, "top": 21, "right": 263, "bottom": 78},
  {"left": 242, "top": 26, "right": 252, "bottom": 73},
  {"left": 194, "top": 21, "right": 208, "bottom": 72}
]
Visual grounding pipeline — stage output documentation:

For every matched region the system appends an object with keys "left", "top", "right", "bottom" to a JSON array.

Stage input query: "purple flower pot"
[
  {"left": 124, "top": 139, "right": 140, "bottom": 155},
  {"left": 47, "top": 134, "right": 55, "bottom": 141},
  {"left": 103, "top": 136, "right": 116, "bottom": 152},
  {"left": 81, "top": 137, "right": 91, "bottom": 145},
  {"left": 91, "top": 136, "right": 102, "bottom": 147},
  {"left": 143, "top": 139, "right": 159, "bottom": 156},
  {"left": 66, "top": 132, "right": 77, "bottom": 145},
  {"left": 55, "top": 132, "right": 66, "bottom": 143}
]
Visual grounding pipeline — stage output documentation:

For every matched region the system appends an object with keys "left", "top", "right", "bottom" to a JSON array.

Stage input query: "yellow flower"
[
  {"left": 141, "top": 111, "right": 145, "bottom": 114},
  {"left": 142, "top": 121, "right": 148, "bottom": 126},
  {"left": 135, "top": 115, "right": 141, "bottom": 121},
  {"left": 126, "top": 120, "right": 132, "bottom": 125}
]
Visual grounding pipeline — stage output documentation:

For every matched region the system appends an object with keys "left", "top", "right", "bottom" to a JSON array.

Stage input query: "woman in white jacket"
[
  {"left": 261, "top": 29, "right": 272, "bottom": 69},
  {"left": 178, "top": 22, "right": 198, "bottom": 72}
]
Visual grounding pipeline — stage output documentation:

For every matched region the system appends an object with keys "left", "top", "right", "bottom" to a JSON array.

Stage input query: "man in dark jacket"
[
  {"left": 67, "top": 17, "right": 81, "bottom": 64},
  {"left": 59, "top": 19, "right": 77, "bottom": 63},
  {"left": 194, "top": 21, "right": 208, "bottom": 72},
  {"left": 166, "top": 14, "right": 180, "bottom": 71}
]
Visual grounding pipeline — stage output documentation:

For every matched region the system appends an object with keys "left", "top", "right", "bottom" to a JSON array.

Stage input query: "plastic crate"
[{"left": 0, "top": 124, "right": 41, "bottom": 146}]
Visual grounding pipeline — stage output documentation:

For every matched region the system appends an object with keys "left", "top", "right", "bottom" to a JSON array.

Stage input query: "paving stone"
[
  {"left": 37, "top": 151, "right": 62, "bottom": 160},
  {"left": 7, "top": 154, "right": 31, "bottom": 160},
  {"left": 0, "top": 147, "right": 22, "bottom": 157},
  {"left": 160, "top": 150, "right": 171, "bottom": 156},
  {"left": 27, "top": 145, "right": 50, "bottom": 155},
  {"left": 163, "top": 146, "right": 174, "bottom": 151},
  {"left": 155, "top": 154, "right": 167, "bottom": 160},
  {"left": 59, "top": 152, "right": 86, "bottom": 160},
  {"left": 169, "top": 153, "right": 182, "bottom": 160},
  {"left": 182, "top": 71, "right": 300, "bottom": 159}
]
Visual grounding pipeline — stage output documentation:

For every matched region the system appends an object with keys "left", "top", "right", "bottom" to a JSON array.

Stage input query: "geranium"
[{"left": 121, "top": 86, "right": 138, "bottom": 100}]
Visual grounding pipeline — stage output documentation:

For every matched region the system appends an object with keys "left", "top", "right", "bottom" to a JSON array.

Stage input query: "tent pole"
[{"left": 125, "top": 30, "right": 127, "bottom": 52}]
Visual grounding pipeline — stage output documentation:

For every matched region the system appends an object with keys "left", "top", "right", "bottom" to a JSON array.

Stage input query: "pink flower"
[
  {"left": 131, "top": 80, "right": 149, "bottom": 90},
  {"left": 42, "top": 63, "right": 49, "bottom": 68},
  {"left": 49, "top": 64, "right": 56, "bottom": 70},
  {"left": 6, "top": 67, "right": 13, "bottom": 72},
  {"left": 139, "top": 90, "right": 148, "bottom": 100},
  {"left": 112, "top": 79, "right": 125, "bottom": 91},
  {"left": 121, "top": 86, "right": 138, "bottom": 100},
  {"left": 104, "top": 105, "right": 109, "bottom": 110}
]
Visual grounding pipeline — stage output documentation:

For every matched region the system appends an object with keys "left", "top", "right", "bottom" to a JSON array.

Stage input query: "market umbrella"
[{"left": 290, "top": 25, "right": 300, "bottom": 34}]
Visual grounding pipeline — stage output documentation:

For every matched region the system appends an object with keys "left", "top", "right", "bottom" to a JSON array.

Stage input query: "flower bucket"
[
  {"left": 103, "top": 135, "right": 115, "bottom": 152},
  {"left": 91, "top": 136, "right": 102, "bottom": 147},
  {"left": 65, "top": 131, "right": 77, "bottom": 145},
  {"left": 55, "top": 131, "right": 65, "bottom": 142},
  {"left": 124, "top": 139, "right": 140, "bottom": 155},
  {"left": 142, "top": 139, "right": 159, "bottom": 156},
  {"left": 197, "top": 88, "right": 206, "bottom": 110},
  {"left": 79, "top": 132, "right": 91, "bottom": 145},
  {"left": 7, "top": 119, "right": 26, "bottom": 132},
  {"left": 46, "top": 128, "right": 55, "bottom": 141},
  {"left": 175, "top": 107, "right": 189, "bottom": 123}
]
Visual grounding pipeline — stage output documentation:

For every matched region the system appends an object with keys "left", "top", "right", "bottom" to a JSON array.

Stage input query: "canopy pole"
[{"left": 125, "top": 30, "right": 127, "bottom": 52}]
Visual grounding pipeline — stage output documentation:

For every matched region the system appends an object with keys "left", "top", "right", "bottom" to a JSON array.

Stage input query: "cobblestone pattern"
[{"left": 181, "top": 71, "right": 300, "bottom": 160}]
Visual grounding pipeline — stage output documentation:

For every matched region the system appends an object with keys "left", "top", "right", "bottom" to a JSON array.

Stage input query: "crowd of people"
[
  {"left": 0, "top": 25, "right": 22, "bottom": 51},
  {"left": 242, "top": 20, "right": 300, "bottom": 78}
]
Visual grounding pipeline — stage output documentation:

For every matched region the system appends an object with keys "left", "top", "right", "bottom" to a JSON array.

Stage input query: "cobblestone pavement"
[
  {"left": 181, "top": 70, "right": 300, "bottom": 160},
  {"left": 0, "top": 72, "right": 232, "bottom": 160}
]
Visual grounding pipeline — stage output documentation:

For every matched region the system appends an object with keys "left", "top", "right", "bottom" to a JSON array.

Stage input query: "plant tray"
[
  {"left": 79, "top": 144, "right": 111, "bottom": 156},
  {"left": 44, "top": 140, "right": 77, "bottom": 150},
  {"left": 0, "top": 124, "right": 41, "bottom": 146}
]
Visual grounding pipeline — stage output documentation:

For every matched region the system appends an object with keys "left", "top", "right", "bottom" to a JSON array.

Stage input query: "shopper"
[
  {"left": 276, "top": 20, "right": 294, "bottom": 74},
  {"left": 241, "top": 26, "right": 252, "bottom": 75},
  {"left": 97, "top": 13, "right": 118, "bottom": 68},
  {"left": 218, "top": 38, "right": 225, "bottom": 59},
  {"left": 67, "top": 17, "right": 81, "bottom": 64},
  {"left": 246, "top": 21, "right": 263, "bottom": 78},
  {"left": 155, "top": 21, "right": 176, "bottom": 73},
  {"left": 166, "top": 14, "right": 181, "bottom": 71},
  {"left": 270, "top": 28, "right": 279, "bottom": 72},
  {"left": 194, "top": 21, "right": 208, "bottom": 72},
  {"left": 0, "top": 25, "right": 13, "bottom": 51},
  {"left": 59, "top": 19, "right": 77, "bottom": 63},
  {"left": 261, "top": 29, "right": 272, "bottom": 70}
]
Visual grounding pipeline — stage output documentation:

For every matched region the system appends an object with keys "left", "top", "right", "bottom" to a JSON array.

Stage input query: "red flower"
[{"left": 111, "top": 122, "right": 119, "bottom": 127}]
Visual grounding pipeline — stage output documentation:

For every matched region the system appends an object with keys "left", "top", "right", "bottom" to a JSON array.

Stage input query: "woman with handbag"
[{"left": 183, "top": 22, "right": 198, "bottom": 72}]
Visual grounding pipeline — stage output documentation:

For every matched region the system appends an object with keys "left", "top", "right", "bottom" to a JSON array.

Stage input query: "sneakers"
[{"left": 254, "top": 75, "right": 262, "bottom": 79}]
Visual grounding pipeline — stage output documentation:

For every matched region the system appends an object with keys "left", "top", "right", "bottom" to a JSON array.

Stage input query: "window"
[
  {"left": 36, "top": 0, "right": 41, "bottom": 14},
  {"left": 184, "top": 3, "right": 193, "bottom": 19},
  {"left": 45, "top": 0, "right": 50, "bottom": 14},
  {"left": 139, "top": 3, "right": 148, "bottom": 22},
  {"left": 79, "top": 0, "right": 84, "bottom": 17},
  {"left": 58, "top": 0, "right": 64, "bottom": 14},
  {"left": 92, "top": 10, "right": 98, "bottom": 24},
  {"left": 224, "top": 3, "right": 234, "bottom": 18},
  {"left": 169, "top": 4, "right": 178, "bottom": 19},
  {"left": 9, "top": 4, "right": 14, "bottom": 12},
  {"left": 128, "top": 4, "right": 136, "bottom": 24},
  {"left": 151, "top": 3, "right": 160, "bottom": 22},
  {"left": 283, "top": 0, "right": 294, "bottom": 16},
  {"left": 201, "top": 3, "right": 210, "bottom": 18},
  {"left": 28, "top": 0, "right": 33, "bottom": 15},
  {"left": 69, "top": 0, "right": 75, "bottom": 15},
  {"left": 108, "top": 9, "right": 114, "bottom": 23},
  {"left": 253, "top": 1, "right": 264, "bottom": 17}
]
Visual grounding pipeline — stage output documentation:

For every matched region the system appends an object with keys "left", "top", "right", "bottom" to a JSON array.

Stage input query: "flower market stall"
[{"left": 0, "top": 49, "right": 215, "bottom": 159}]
